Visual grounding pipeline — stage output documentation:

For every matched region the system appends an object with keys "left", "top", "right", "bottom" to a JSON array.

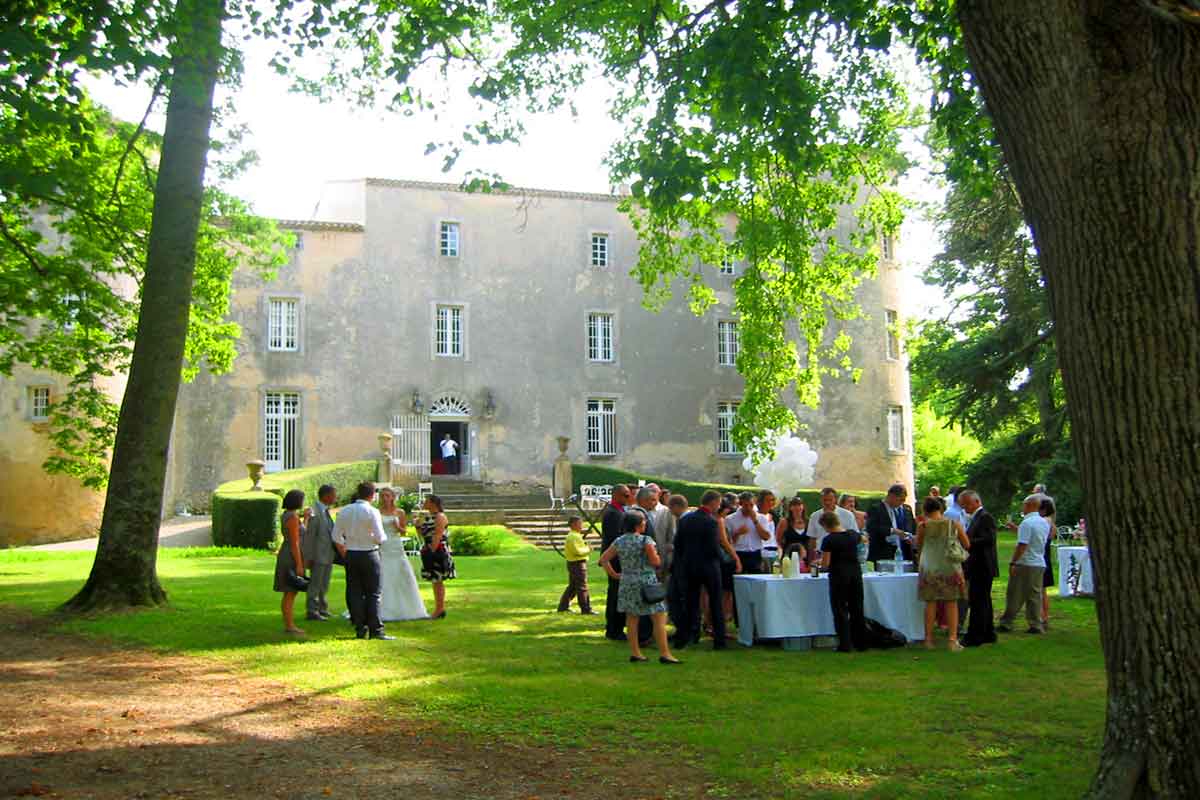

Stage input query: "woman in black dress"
[
  {"left": 1039, "top": 496, "right": 1057, "bottom": 628},
  {"left": 819, "top": 510, "right": 868, "bottom": 652},
  {"left": 419, "top": 494, "right": 455, "bottom": 619},
  {"left": 775, "top": 497, "right": 810, "bottom": 561},
  {"left": 273, "top": 489, "right": 309, "bottom": 636}
]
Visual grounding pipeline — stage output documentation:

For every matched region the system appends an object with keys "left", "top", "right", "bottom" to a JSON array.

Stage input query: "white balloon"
[{"left": 750, "top": 434, "right": 818, "bottom": 495}]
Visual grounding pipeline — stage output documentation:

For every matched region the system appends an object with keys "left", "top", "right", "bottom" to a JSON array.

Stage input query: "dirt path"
[{"left": 0, "top": 610, "right": 707, "bottom": 800}]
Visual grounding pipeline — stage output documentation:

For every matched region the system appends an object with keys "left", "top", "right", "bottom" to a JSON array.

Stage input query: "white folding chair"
[
  {"left": 579, "top": 484, "right": 602, "bottom": 511},
  {"left": 417, "top": 481, "right": 434, "bottom": 503},
  {"left": 549, "top": 485, "right": 567, "bottom": 511}
]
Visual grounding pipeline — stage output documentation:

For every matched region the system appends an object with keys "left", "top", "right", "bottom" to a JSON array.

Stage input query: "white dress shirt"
[
  {"left": 728, "top": 509, "right": 772, "bottom": 552},
  {"left": 806, "top": 506, "right": 859, "bottom": 549},
  {"left": 332, "top": 499, "right": 388, "bottom": 551}
]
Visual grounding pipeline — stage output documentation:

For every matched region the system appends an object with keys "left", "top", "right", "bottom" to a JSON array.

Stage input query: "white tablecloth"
[
  {"left": 1057, "top": 546, "right": 1094, "bottom": 596},
  {"left": 733, "top": 573, "right": 924, "bottom": 646}
]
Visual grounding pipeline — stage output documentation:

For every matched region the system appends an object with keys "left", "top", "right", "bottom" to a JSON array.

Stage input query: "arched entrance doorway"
[{"left": 429, "top": 394, "right": 472, "bottom": 477}]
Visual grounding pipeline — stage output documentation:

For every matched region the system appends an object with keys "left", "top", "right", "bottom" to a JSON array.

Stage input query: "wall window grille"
[
  {"left": 587, "top": 313, "right": 615, "bottom": 362},
  {"left": 440, "top": 222, "right": 460, "bottom": 257},
  {"left": 264, "top": 391, "right": 300, "bottom": 472},
  {"left": 586, "top": 399, "right": 617, "bottom": 456},
  {"left": 719, "top": 250, "right": 736, "bottom": 275},
  {"left": 885, "top": 309, "right": 901, "bottom": 360},
  {"left": 881, "top": 235, "right": 895, "bottom": 261},
  {"left": 718, "top": 320, "right": 739, "bottom": 366},
  {"left": 717, "top": 401, "right": 740, "bottom": 454},
  {"left": 435, "top": 305, "right": 464, "bottom": 357},
  {"left": 29, "top": 386, "right": 51, "bottom": 421},
  {"left": 268, "top": 298, "right": 299, "bottom": 351},
  {"left": 887, "top": 405, "right": 905, "bottom": 452},
  {"left": 591, "top": 234, "right": 609, "bottom": 267}
]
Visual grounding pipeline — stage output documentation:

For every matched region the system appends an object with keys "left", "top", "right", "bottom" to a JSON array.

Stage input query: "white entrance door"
[
  {"left": 391, "top": 413, "right": 431, "bottom": 478},
  {"left": 264, "top": 391, "right": 300, "bottom": 473}
]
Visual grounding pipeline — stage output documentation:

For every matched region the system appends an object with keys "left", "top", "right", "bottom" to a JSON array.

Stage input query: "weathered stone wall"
[
  {"left": 168, "top": 180, "right": 914, "bottom": 509},
  {"left": 0, "top": 365, "right": 127, "bottom": 546}
]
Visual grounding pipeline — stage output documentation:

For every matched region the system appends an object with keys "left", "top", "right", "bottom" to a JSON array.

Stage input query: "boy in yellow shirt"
[{"left": 557, "top": 515, "right": 595, "bottom": 614}]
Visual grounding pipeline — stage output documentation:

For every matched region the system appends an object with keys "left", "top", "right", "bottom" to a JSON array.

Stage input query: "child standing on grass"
[{"left": 558, "top": 515, "right": 595, "bottom": 614}]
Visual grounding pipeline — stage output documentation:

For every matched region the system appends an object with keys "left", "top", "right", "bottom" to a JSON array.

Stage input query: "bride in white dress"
[{"left": 377, "top": 488, "right": 429, "bottom": 621}]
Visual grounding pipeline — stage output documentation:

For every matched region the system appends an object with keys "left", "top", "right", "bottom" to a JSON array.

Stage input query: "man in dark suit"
[
  {"left": 672, "top": 489, "right": 728, "bottom": 650},
  {"left": 958, "top": 489, "right": 998, "bottom": 646},
  {"left": 866, "top": 483, "right": 916, "bottom": 566},
  {"left": 601, "top": 485, "right": 652, "bottom": 642}
]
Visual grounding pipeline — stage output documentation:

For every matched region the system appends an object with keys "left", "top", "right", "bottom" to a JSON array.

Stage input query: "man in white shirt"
[
  {"left": 806, "top": 487, "right": 859, "bottom": 551},
  {"left": 440, "top": 433, "right": 459, "bottom": 474},
  {"left": 996, "top": 494, "right": 1052, "bottom": 634},
  {"left": 332, "top": 481, "right": 393, "bottom": 640},
  {"left": 727, "top": 491, "right": 773, "bottom": 574}
]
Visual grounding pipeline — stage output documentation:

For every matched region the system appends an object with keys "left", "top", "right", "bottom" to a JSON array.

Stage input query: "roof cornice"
[
  {"left": 275, "top": 219, "right": 364, "bottom": 232},
  {"left": 363, "top": 177, "right": 628, "bottom": 204}
]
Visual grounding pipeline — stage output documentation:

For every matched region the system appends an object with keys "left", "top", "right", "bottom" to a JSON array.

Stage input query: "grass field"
[{"left": 0, "top": 532, "right": 1105, "bottom": 798}]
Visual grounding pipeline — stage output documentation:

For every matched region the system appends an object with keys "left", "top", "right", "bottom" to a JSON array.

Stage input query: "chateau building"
[{"left": 2, "top": 178, "right": 914, "bottom": 545}]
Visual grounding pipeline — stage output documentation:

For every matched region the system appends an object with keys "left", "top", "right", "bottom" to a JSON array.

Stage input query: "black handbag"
[
  {"left": 641, "top": 582, "right": 668, "bottom": 604},
  {"left": 285, "top": 569, "right": 310, "bottom": 592}
]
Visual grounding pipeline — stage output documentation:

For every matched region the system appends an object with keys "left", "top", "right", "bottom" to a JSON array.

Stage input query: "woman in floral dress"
[
  {"left": 915, "top": 496, "right": 971, "bottom": 651},
  {"left": 598, "top": 509, "right": 680, "bottom": 664}
]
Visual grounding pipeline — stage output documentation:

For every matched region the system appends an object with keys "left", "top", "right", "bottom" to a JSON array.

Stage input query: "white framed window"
[
  {"left": 591, "top": 234, "right": 609, "bottom": 267},
  {"left": 887, "top": 405, "right": 905, "bottom": 452},
  {"left": 586, "top": 313, "right": 615, "bottom": 362},
  {"left": 717, "top": 401, "right": 740, "bottom": 455},
  {"left": 881, "top": 234, "right": 895, "bottom": 261},
  {"left": 264, "top": 391, "right": 300, "bottom": 472},
  {"left": 62, "top": 292, "right": 81, "bottom": 332},
  {"left": 586, "top": 399, "right": 617, "bottom": 456},
  {"left": 439, "top": 221, "right": 460, "bottom": 257},
  {"left": 718, "top": 320, "right": 739, "bottom": 367},
  {"left": 719, "top": 248, "right": 736, "bottom": 275},
  {"left": 435, "top": 305, "right": 464, "bottom": 357},
  {"left": 885, "top": 309, "right": 901, "bottom": 360},
  {"left": 267, "top": 298, "right": 299, "bottom": 352},
  {"left": 28, "top": 386, "right": 51, "bottom": 421}
]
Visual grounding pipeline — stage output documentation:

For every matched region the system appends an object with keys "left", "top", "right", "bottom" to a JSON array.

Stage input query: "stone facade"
[
  {"left": 168, "top": 179, "right": 914, "bottom": 512},
  {"left": 0, "top": 178, "right": 913, "bottom": 546}
]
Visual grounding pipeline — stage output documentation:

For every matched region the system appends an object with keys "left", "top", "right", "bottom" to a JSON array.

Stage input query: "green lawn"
[{"left": 0, "top": 533, "right": 1105, "bottom": 798}]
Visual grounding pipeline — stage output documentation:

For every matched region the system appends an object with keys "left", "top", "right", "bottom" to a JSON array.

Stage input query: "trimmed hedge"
[
  {"left": 211, "top": 460, "right": 379, "bottom": 550},
  {"left": 571, "top": 463, "right": 887, "bottom": 511}
]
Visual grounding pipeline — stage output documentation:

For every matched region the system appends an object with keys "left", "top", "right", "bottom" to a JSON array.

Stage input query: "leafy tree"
[
  {"left": 911, "top": 403, "right": 981, "bottom": 497},
  {"left": 0, "top": 100, "right": 289, "bottom": 489},
  {"left": 910, "top": 168, "right": 1081, "bottom": 518},
  {"left": 463, "top": 2, "right": 1199, "bottom": 794},
  {"left": 1, "top": 0, "right": 490, "bottom": 610}
]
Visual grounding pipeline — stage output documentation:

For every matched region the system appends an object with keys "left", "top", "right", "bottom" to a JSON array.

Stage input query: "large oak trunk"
[
  {"left": 957, "top": 2, "right": 1200, "bottom": 797},
  {"left": 63, "top": 0, "right": 225, "bottom": 612}
]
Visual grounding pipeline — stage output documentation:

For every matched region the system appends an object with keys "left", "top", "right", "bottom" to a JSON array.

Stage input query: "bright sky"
[{"left": 86, "top": 46, "right": 947, "bottom": 321}]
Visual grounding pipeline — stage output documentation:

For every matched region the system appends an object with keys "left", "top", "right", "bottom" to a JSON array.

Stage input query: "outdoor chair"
[{"left": 548, "top": 486, "right": 567, "bottom": 511}]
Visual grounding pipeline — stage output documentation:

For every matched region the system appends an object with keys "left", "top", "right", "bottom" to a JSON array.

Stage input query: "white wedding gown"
[{"left": 379, "top": 515, "right": 429, "bottom": 621}]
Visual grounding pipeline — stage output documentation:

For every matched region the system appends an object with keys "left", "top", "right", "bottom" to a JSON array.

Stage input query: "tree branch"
[
  {"left": 109, "top": 75, "right": 165, "bottom": 211},
  {"left": 0, "top": 216, "right": 48, "bottom": 276}
]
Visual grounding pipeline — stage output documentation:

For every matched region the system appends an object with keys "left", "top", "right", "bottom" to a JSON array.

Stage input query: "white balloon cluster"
[{"left": 742, "top": 434, "right": 819, "bottom": 498}]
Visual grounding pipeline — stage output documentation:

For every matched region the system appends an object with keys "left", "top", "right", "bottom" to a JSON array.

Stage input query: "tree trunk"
[
  {"left": 63, "top": 0, "right": 225, "bottom": 612},
  {"left": 957, "top": 2, "right": 1200, "bottom": 797}
]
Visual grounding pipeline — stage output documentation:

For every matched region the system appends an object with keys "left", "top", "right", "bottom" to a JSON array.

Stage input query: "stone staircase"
[{"left": 429, "top": 479, "right": 601, "bottom": 551}]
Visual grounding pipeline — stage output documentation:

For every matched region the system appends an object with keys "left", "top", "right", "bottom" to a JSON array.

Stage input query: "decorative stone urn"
[
  {"left": 553, "top": 436, "right": 572, "bottom": 501},
  {"left": 246, "top": 459, "right": 266, "bottom": 491},
  {"left": 377, "top": 432, "right": 394, "bottom": 485}
]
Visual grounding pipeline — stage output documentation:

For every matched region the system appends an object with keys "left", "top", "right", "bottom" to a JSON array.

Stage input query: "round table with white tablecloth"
[
  {"left": 732, "top": 572, "right": 924, "bottom": 646},
  {"left": 1057, "top": 545, "right": 1094, "bottom": 597}
]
